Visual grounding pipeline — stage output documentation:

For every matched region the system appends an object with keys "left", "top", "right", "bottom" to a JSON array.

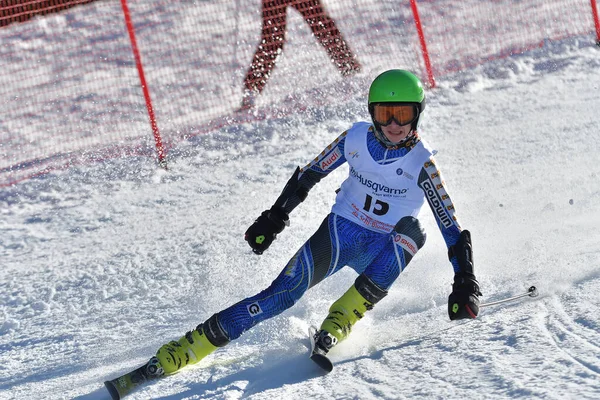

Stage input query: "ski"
[
  {"left": 308, "top": 326, "right": 334, "bottom": 373},
  {"left": 310, "top": 352, "right": 334, "bottom": 373},
  {"left": 104, "top": 356, "right": 164, "bottom": 400}
]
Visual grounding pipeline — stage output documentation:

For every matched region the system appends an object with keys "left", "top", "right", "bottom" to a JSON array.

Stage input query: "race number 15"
[{"left": 363, "top": 194, "right": 389, "bottom": 216}]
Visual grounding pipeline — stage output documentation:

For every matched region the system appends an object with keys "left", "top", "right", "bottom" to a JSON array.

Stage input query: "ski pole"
[{"left": 480, "top": 285, "right": 538, "bottom": 308}]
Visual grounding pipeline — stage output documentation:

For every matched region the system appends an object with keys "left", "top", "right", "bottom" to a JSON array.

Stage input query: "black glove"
[
  {"left": 448, "top": 272, "right": 482, "bottom": 320},
  {"left": 245, "top": 206, "right": 289, "bottom": 254}
]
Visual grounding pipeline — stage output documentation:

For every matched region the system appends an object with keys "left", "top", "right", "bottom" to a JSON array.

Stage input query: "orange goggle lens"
[{"left": 373, "top": 104, "right": 417, "bottom": 126}]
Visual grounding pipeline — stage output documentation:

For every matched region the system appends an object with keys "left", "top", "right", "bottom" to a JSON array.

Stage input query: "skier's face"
[{"left": 380, "top": 120, "right": 412, "bottom": 143}]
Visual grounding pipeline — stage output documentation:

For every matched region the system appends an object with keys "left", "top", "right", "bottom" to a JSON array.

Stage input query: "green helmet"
[{"left": 368, "top": 69, "right": 426, "bottom": 138}]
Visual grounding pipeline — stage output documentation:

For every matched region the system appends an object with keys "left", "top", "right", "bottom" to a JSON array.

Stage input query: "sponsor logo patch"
[
  {"left": 247, "top": 302, "right": 263, "bottom": 316},
  {"left": 420, "top": 178, "right": 453, "bottom": 228},
  {"left": 319, "top": 147, "right": 342, "bottom": 171},
  {"left": 350, "top": 166, "right": 408, "bottom": 195},
  {"left": 284, "top": 254, "right": 298, "bottom": 277},
  {"left": 394, "top": 234, "right": 418, "bottom": 256}
]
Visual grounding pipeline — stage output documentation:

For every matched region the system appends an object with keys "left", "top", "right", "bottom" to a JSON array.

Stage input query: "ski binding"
[{"left": 104, "top": 356, "right": 164, "bottom": 400}]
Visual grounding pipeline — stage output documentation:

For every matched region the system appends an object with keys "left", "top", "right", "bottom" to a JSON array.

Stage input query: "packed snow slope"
[{"left": 1, "top": 40, "right": 600, "bottom": 400}]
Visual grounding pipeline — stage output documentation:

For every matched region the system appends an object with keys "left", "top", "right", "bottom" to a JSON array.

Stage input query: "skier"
[
  {"left": 156, "top": 69, "right": 482, "bottom": 375},
  {"left": 240, "top": 0, "right": 361, "bottom": 110}
]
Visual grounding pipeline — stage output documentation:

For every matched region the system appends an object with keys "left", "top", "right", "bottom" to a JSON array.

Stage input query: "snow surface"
[{"left": 1, "top": 34, "right": 600, "bottom": 400}]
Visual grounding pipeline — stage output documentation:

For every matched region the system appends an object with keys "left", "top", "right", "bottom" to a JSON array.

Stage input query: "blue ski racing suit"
[{"left": 216, "top": 122, "right": 465, "bottom": 341}]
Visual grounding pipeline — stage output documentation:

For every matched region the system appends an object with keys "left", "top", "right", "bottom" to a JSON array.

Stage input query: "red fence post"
[
  {"left": 591, "top": 0, "right": 600, "bottom": 46},
  {"left": 120, "top": 0, "right": 167, "bottom": 169},
  {"left": 410, "top": 0, "right": 435, "bottom": 88}
]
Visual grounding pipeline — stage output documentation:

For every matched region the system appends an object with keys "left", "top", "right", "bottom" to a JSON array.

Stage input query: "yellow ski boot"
[
  {"left": 318, "top": 274, "right": 388, "bottom": 350},
  {"left": 156, "top": 324, "right": 219, "bottom": 375}
]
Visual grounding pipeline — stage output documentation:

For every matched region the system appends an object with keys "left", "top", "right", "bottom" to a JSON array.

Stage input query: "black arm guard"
[
  {"left": 273, "top": 166, "right": 309, "bottom": 211},
  {"left": 448, "top": 229, "right": 474, "bottom": 275},
  {"left": 447, "top": 230, "right": 482, "bottom": 320}
]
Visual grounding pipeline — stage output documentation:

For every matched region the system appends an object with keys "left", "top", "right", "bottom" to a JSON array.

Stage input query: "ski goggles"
[{"left": 372, "top": 104, "right": 418, "bottom": 126}]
